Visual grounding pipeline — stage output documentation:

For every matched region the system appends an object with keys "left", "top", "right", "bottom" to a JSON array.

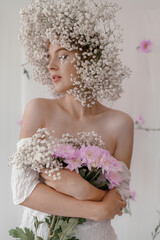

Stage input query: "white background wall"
[{"left": 0, "top": 0, "right": 160, "bottom": 239}]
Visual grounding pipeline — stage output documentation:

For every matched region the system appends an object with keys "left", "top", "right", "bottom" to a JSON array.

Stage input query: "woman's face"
[{"left": 47, "top": 42, "right": 81, "bottom": 93}]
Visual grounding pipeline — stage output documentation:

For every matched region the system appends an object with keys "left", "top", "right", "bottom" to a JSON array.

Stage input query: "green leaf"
[
  {"left": 53, "top": 227, "right": 61, "bottom": 240},
  {"left": 45, "top": 216, "right": 53, "bottom": 228},
  {"left": 58, "top": 218, "right": 79, "bottom": 240},
  {"left": 45, "top": 217, "right": 50, "bottom": 225},
  {"left": 56, "top": 220, "right": 64, "bottom": 228},
  {"left": 24, "top": 228, "right": 35, "bottom": 240},
  {"left": 9, "top": 228, "right": 27, "bottom": 239},
  {"left": 79, "top": 169, "right": 85, "bottom": 178},
  {"left": 68, "top": 237, "right": 79, "bottom": 240},
  {"left": 33, "top": 216, "right": 44, "bottom": 232},
  {"left": 33, "top": 216, "right": 39, "bottom": 230},
  {"left": 78, "top": 218, "right": 86, "bottom": 225},
  {"left": 9, "top": 227, "right": 35, "bottom": 240},
  {"left": 37, "top": 237, "right": 44, "bottom": 240},
  {"left": 38, "top": 221, "right": 44, "bottom": 225}
]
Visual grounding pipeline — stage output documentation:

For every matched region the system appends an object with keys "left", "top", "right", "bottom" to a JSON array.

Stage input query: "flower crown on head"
[{"left": 19, "top": 0, "right": 131, "bottom": 107}]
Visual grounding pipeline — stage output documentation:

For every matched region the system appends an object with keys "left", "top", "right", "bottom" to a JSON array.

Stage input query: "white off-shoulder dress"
[{"left": 11, "top": 137, "right": 131, "bottom": 240}]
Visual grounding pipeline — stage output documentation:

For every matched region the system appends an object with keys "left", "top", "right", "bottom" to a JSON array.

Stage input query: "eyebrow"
[
  {"left": 55, "top": 47, "right": 68, "bottom": 52},
  {"left": 48, "top": 47, "right": 68, "bottom": 55}
]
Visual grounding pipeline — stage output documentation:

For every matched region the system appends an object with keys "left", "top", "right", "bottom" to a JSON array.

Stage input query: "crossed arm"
[
  {"left": 20, "top": 174, "right": 125, "bottom": 221},
  {"left": 19, "top": 137, "right": 130, "bottom": 221},
  {"left": 19, "top": 99, "right": 134, "bottom": 221}
]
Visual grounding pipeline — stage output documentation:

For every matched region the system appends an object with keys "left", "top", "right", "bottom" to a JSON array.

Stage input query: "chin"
[{"left": 53, "top": 83, "right": 74, "bottom": 93}]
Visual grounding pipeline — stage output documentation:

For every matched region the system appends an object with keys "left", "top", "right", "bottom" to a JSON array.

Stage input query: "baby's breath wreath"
[{"left": 19, "top": 0, "right": 131, "bottom": 107}]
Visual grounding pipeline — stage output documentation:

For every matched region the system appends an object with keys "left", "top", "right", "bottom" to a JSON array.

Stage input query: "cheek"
[{"left": 64, "top": 62, "right": 78, "bottom": 77}]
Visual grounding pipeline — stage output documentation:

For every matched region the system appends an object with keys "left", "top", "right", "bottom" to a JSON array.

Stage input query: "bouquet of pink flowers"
[
  {"left": 51, "top": 143, "right": 123, "bottom": 190},
  {"left": 9, "top": 132, "right": 123, "bottom": 240}
]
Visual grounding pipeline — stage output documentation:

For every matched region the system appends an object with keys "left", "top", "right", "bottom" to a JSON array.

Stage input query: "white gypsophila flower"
[
  {"left": 9, "top": 127, "right": 106, "bottom": 180},
  {"left": 18, "top": 0, "right": 131, "bottom": 107},
  {"left": 9, "top": 128, "right": 63, "bottom": 178}
]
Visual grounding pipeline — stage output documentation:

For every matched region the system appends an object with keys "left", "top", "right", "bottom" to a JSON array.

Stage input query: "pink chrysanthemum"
[
  {"left": 106, "top": 171, "right": 122, "bottom": 189},
  {"left": 64, "top": 156, "right": 82, "bottom": 173},
  {"left": 139, "top": 40, "right": 152, "bottom": 53},
  {"left": 53, "top": 144, "right": 78, "bottom": 159},
  {"left": 100, "top": 155, "right": 122, "bottom": 175},
  {"left": 129, "top": 188, "right": 136, "bottom": 201},
  {"left": 80, "top": 144, "right": 107, "bottom": 170}
]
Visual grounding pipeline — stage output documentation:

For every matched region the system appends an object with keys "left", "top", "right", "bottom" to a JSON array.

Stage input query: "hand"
[
  {"left": 97, "top": 188, "right": 127, "bottom": 221},
  {"left": 40, "top": 168, "right": 90, "bottom": 200}
]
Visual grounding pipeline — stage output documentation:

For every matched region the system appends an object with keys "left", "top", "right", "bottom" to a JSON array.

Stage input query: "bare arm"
[
  {"left": 40, "top": 168, "right": 106, "bottom": 202},
  {"left": 20, "top": 182, "right": 99, "bottom": 220},
  {"left": 18, "top": 98, "right": 126, "bottom": 221},
  {"left": 113, "top": 112, "right": 134, "bottom": 170}
]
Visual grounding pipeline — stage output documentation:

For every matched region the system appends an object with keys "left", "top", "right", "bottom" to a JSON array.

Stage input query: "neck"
[{"left": 59, "top": 94, "right": 103, "bottom": 120}]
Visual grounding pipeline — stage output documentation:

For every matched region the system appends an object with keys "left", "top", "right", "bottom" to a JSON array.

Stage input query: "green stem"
[
  {"left": 90, "top": 168, "right": 102, "bottom": 181},
  {"left": 35, "top": 230, "right": 37, "bottom": 240},
  {"left": 153, "top": 231, "right": 160, "bottom": 240},
  {"left": 49, "top": 216, "right": 60, "bottom": 238},
  {"left": 47, "top": 215, "right": 56, "bottom": 240},
  {"left": 135, "top": 125, "right": 160, "bottom": 131},
  {"left": 85, "top": 169, "right": 95, "bottom": 179},
  {"left": 152, "top": 223, "right": 160, "bottom": 240}
]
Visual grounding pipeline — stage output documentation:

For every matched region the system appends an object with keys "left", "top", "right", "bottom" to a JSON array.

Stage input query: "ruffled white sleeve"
[
  {"left": 115, "top": 162, "right": 131, "bottom": 201},
  {"left": 11, "top": 138, "right": 41, "bottom": 205}
]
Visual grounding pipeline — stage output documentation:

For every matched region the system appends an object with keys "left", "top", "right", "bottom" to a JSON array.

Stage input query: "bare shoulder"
[
  {"left": 19, "top": 98, "right": 51, "bottom": 140},
  {"left": 102, "top": 107, "right": 134, "bottom": 131},
  {"left": 106, "top": 108, "right": 134, "bottom": 169}
]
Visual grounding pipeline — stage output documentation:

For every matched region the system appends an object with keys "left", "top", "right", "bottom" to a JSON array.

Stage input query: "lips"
[{"left": 52, "top": 74, "right": 62, "bottom": 82}]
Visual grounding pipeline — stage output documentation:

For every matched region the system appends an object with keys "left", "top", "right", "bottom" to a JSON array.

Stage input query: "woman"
[{"left": 11, "top": 0, "right": 134, "bottom": 239}]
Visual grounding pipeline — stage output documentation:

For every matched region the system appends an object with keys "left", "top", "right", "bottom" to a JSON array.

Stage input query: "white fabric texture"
[
  {"left": 11, "top": 138, "right": 41, "bottom": 205},
  {"left": 116, "top": 162, "right": 131, "bottom": 201},
  {"left": 11, "top": 137, "right": 131, "bottom": 239}
]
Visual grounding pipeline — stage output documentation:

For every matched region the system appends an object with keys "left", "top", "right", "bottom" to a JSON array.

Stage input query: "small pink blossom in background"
[
  {"left": 135, "top": 115, "right": 145, "bottom": 124},
  {"left": 17, "top": 117, "right": 23, "bottom": 126},
  {"left": 139, "top": 40, "right": 152, "bottom": 53},
  {"left": 157, "top": 206, "right": 160, "bottom": 214},
  {"left": 129, "top": 188, "right": 136, "bottom": 201}
]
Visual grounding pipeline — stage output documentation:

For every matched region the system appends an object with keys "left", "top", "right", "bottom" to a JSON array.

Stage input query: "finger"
[
  {"left": 45, "top": 180, "right": 52, "bottom": 188},
  {"left": 116, "top": 192, "right": 122, "bottom": 201},
  {"left": 117, "top": 211, "right": 122, "bottom": 216},
  {"left": 122, "top": 201, "right": 127, "bottom": 208},
  {"left": 40, "top": 168, "right": 48, "bottom": 174},
  {"left": 40, "top": 173, "right": 51, "bottom": 181}
]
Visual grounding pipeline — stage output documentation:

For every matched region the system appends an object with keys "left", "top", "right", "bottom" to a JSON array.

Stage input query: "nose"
[{"left": 47, "top": 57, "right": 59, "bottom": 71}]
